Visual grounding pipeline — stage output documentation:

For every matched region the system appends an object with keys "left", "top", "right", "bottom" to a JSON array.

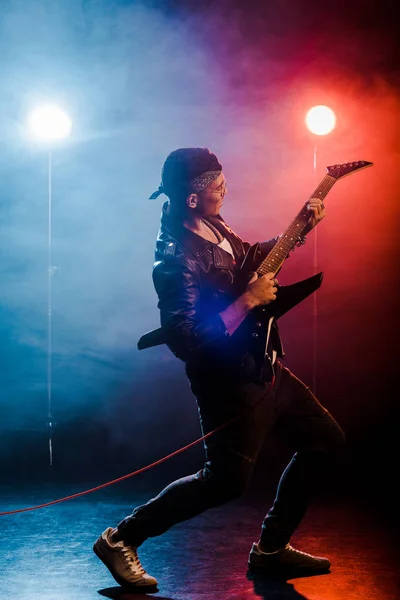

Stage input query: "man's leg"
[
  {"left": 116, "top": 378, "right": 276, "bottom": 547},
  {"left": 249, "top": 361, "right": 345, "bottom": 573},
  {"left": 94, "top": 377, "right": 277, "bottom": 587}
]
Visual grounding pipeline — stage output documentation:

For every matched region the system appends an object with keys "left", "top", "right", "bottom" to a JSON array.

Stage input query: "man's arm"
[
  {"left": 153, "top": 259, "right": 277, "bottom": 359},
  {"left": 153, "top": 259, "right": 230, "bottom": 360}
]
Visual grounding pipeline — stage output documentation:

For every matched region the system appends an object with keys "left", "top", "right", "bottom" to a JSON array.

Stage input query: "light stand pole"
[
  {"left": 28, "top": 105, "right": 72, "bottom": 466},
  {"left": 305, "top": 105, "right": 336, "bottom": 395},
  {"left": 47, "top": 148, "right": 54, "bottom": 465},
  {"left": 312, "top": 143, "right": 318, "bottom": 394}
]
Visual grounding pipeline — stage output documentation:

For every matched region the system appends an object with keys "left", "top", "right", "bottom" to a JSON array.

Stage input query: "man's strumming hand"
[{"left": 244, "top": 272, "right": 278, "bottom": 308}]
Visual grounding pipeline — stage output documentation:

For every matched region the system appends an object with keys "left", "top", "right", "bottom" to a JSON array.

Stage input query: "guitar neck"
[{"left": 258, "top": 174, "right": 337, "bottom": 276}]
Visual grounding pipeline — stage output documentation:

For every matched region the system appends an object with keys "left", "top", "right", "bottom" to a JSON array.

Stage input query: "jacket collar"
[
  {"left": 160, "top": 201, "right": 216, "bottom": 258},
  {"left": 159, "top": 201, "right": 246, "bottom": 262},
  {"left": 208, "top": 215, "right": 246, "bottom": 261}
]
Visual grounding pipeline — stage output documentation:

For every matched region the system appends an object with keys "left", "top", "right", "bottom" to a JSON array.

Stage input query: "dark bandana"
[{"left": 149, "top": 148, "right": 222, "bottom": 199}]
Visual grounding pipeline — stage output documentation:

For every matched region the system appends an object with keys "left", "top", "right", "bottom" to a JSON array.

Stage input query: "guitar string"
[{"left": 258, "top": 176, "right": 336, "bottom": 275}]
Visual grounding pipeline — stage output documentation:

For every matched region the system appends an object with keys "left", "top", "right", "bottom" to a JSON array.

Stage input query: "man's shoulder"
[
  {"left": 154, "top": 237, "right": 198, "bottom": 272},
  {"left": 159, "top": 239, "right": 178, "bottom": 262}
]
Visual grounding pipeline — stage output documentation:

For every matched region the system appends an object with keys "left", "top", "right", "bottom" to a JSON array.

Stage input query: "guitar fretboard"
[{"left": 258, "top": 174, "right": 337, "bottom": 276}]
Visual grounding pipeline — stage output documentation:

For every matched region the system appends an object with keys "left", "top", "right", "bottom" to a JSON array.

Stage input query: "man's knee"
[
  {"left": 295, "top": 425, "right": 346, "bottom": 469},
  {"left": 324, "top": 422, "right": 346, "bottom": 454},
  {"left": 199, "top": 460, "right": 253, "bottom": 502},
  {"left": 308, "top": 416, "right": 346, "bottom": 455}
]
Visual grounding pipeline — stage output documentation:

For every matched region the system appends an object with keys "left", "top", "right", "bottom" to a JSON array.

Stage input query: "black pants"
[{"left": 117, "top": 361, "right": 345, "bottom": 550}]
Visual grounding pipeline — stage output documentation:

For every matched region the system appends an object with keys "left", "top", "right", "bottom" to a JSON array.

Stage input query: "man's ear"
[{"left": 186, "top": 193, "right": 198, "bottom": 209}]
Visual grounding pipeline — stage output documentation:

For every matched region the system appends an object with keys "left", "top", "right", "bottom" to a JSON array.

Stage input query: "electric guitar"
[
  {"left": 231, "top": 160, "right": 374, "bottom": 382},
  {"left": 138, "top": 160, "right": 373, "bottom": 382}
]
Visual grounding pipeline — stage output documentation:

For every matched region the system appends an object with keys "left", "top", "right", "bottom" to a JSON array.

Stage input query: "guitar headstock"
[{"left": 327, "top": 161, "right": 373, "bottom": 179}]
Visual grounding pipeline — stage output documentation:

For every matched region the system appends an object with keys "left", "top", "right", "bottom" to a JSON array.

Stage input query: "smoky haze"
[{"left": 0, "top": 0, "right": 399, "bottom": 481}]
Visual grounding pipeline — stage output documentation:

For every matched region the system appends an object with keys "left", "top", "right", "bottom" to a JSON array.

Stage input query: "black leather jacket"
[{"left": 149, "top": 201, "right": 283, "bottom": 380}]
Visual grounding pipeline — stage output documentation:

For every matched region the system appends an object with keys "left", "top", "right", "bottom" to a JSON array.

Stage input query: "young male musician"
[{"left": 93, "top": 148, "right": 345, "bottom": 589}]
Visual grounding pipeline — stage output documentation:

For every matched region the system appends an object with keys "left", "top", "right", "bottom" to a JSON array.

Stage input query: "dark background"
[{"left": 0, "top": 0, "right": 399, "bottom": 522}]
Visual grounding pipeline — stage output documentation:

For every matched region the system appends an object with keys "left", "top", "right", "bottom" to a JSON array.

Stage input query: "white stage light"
[
  {"left": 28, "top": 105, "right": 72, "bottom": 141},
  {"left": 305, "top": 105, "right": 336, "bottom": 136}
]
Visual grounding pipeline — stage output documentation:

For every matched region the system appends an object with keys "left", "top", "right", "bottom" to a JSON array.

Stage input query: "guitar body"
[{"left": 230, "top": 243, "right": 324, "bottom": 382}]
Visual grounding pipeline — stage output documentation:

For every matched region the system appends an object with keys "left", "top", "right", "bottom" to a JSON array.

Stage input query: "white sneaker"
[
  {"left": 248, "top": 542, "right": 330, "bottom": 573},
  {"left": 93, "top": 527, "right": 158, "bottom": 588}
]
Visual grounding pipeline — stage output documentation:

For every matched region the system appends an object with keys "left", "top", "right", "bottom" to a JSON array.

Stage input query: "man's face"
[{"left": 196, "top": 172, "right": 228, "bottom": 217}]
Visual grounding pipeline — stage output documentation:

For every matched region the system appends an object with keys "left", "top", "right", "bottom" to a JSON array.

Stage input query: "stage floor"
[{"left": 0, "top": 483, "right": 397, "bottom": 600}]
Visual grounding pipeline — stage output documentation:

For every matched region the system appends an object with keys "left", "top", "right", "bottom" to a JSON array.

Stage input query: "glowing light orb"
[
  {"left": 305, "top": 105, "right": 336, "bottom": 136},
  {"left": 28, "top": 105, "right": 72, "bottom": 141}
]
